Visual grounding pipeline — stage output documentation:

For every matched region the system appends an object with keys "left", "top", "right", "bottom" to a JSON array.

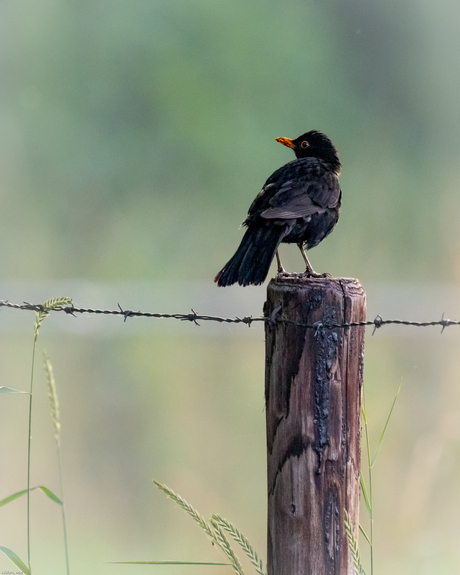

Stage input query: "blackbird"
[{"left": 214, "top": 130, "right": 342, "bottom": 287}]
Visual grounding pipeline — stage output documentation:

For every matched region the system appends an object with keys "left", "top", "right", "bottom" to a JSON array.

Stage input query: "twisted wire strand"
[{"left": 0, "top": 300, "right": 457, "bottom": 333}]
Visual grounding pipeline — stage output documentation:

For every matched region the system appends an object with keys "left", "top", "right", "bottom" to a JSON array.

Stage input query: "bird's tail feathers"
[{"left": 214, "top": 224, "right": 285, "bottom": 287}]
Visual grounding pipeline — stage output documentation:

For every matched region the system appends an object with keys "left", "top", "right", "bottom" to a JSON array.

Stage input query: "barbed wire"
[{"left": 0, "top": 300, "right": 458, "bottom": 334}]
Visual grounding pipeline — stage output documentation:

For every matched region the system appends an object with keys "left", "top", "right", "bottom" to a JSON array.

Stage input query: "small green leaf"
[
  {"left": 359, "top": 525, "right": 371, "bottom": 546},
  {"left": 371, "top": 383, "right": 401, "bottom": 468},
  {"left": 37, "top": 485, "right": 62, "bottom": 505},
  {"left": 0, "top": 545, "right": 30, "bottom": 575},
  {"left": 0, "top": 485, "right": 62, "bottom": 508},
  {"left": 0, "top": 386, "right": 29, "bottom": 394},
  {"left": 360, "top": 474, "right": 371, "bottom": 516},
  {"left": 0, "top": 489, "right": 28, "bottom": 507}
]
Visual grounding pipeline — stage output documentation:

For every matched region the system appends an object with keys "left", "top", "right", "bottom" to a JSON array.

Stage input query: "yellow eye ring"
[{"left": 301, "top": 141, "right": 309, "bottom": 148}]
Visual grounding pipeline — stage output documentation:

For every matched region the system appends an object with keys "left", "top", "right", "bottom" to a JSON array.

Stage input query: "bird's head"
[{"left": 276, "top": 130, "right": 341, "bottom": 173}]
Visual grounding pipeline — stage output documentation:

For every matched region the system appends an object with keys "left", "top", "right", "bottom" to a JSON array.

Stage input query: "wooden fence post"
[{"left": 264, "top": 276, "right": 366, "bottom": 575}]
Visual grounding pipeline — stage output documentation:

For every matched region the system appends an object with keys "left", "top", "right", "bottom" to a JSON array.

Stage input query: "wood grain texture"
[{"left": 264, "top": 276, "right": 366, "bottom": 575}]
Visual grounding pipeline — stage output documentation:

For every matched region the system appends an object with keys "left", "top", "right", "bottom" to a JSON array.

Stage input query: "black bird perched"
[{"left": 214, "top": 130, "right": 342, "bottom": 287}]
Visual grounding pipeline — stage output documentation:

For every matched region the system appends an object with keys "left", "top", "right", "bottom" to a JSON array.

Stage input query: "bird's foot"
[
  {"left": 276, "top": 267, "right": 290, "bottom": 277},
  {"left": 301, "top": 269, "right": 331, "bottom": 279},
  {"left": 276, "top": 271, "right": 299, "bottom": 281},
  {"left": 275, "top": 270, "right": 330, "bottom": 281}
]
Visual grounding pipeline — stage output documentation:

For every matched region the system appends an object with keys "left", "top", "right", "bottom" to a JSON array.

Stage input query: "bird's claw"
[
  {"left": 276, "top": 269, "right": 290, "bottom": 278},
  {"left": 300, "top": 270, "right": 331, "bottom": 279}
]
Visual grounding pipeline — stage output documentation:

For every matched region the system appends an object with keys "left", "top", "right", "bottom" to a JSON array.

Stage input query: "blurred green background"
[{"left": 1, "top": 0, "right": 460, "bottom": 573}]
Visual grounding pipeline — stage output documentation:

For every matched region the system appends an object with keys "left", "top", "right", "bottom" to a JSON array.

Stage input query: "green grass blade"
[
  {"left": 110, "top": 561, "right": 230, "bottom": 565},
  {"left": 0, "top": 489, "right": 29, "bottom": 507},
  {"left": 37, "top": 485, "right": 63, "bottom": 505},
  {"left": 0, "top": 485, "right": 62, "bottom": 507},
  {"left": 359, "top": 525, "right": 371, "bottom": 546},
  {"left": 0, "top": 545, "right": 31, "bottom": 575},
  {"left": 0, "top": 386, "right": 29, "bottom": 394},
  {"left": 360, "top": 474, "right": 371, "bottom": 517},
  {"left": 27, "top": 334, "right": 37, "bottom": 570},
  {"left": 371, "top": 383, "right": 401, "bottom": 468}
]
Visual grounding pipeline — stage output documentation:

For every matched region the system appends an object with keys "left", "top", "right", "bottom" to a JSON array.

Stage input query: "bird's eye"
[{"left": 301, "top": 141, "right": 309, "bottom": 148}]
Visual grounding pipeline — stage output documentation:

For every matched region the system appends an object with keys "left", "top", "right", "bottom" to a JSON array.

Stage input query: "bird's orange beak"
[{"left": 276, "top": 137, "right": 295, "bottom": 150}]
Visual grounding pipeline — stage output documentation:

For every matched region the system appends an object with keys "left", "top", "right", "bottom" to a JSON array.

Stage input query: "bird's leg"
[
  {"left": 275, "top": 250, "right": 287, "bottom": 274},
  {"left": 298, "top": 243, "right": 329, "bottom": 278},
  {"left": 298, "top": 243, "right": 316, "bottom": 274}
]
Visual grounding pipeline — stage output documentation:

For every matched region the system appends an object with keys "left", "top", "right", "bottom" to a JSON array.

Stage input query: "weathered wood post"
[{"left": 264, "top": 276, "right": 366, "bottom": 575}]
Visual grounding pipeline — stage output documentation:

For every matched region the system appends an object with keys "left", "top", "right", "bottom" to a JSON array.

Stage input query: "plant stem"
[
  {"left": 27, "top": 338, "right": 37, "bottom": 573},
  {"left": 57, "top": 443, "right": 70, "bottom": 575},
  {"left": 363, "top": 389, "right": 373, "bottom": 575}
]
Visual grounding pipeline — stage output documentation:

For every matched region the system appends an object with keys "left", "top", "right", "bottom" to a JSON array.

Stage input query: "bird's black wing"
[
  {"left": 244, "top": 162, "right": 295, "bottom": 220},
  {"left": 245, "top": 158, "right": 340, "bottom": 223}
]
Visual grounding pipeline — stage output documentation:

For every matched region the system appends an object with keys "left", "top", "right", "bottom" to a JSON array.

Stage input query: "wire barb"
[
  {"left": 118, "top": 303, "right": 134, "bottom": 322},
  {"left": 440, "top": 312, "right": 450, "bottom": 334},
  {"left": 372, "top": 314, "right": 383, "bottom": 335},
  {"left": 63, "top": 305, "right": 77, "bottom": 317},
  {"left": 313, "top": 321, "right": 323, "bottom": 337},
  {"left": 269, "top": 305, "right": 282, "bottom": 325},
  {"left": 186, "top": 309, "right": 200, "bottom": 326}
]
